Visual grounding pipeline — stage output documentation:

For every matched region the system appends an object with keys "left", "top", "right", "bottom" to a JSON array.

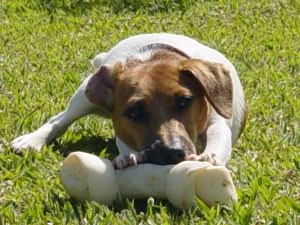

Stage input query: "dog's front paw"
[
  {"left": 112, "top": 153, "right": 142, "bottom": 169},
  {"left": 186, "top": 153, "right": 221, "bottom": 166},
  {"left": 11, "top": 132, "right": 46, "bottom": 153}
]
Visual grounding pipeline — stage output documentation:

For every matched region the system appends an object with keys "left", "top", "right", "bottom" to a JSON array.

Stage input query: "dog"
[{"left": 11, "top": 33, "right": 247, "bottom": 169}]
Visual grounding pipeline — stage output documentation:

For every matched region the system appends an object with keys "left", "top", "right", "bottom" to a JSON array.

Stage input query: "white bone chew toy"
[{"left": 59, "top": 152, "right": 237, "bottom": 209}]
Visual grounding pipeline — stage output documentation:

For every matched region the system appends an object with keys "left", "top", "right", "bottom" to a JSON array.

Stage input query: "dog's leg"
[
  {"left": 11, "top": 77, "right": 97, "bottom": 153},
  {"left": 112, "top": 138, "right": 137, "bottom": 169},
  {"left": 11, "top": 52, "right": 110, "bottom": 153},
  {"left": 200, "top": 117, "right": 232, "bottom": 166},
  {"left": 187, "top": 114, "right": 232, "bottom": 166}
]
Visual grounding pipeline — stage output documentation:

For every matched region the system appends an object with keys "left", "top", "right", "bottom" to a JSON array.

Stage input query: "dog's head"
[{"left": 85, "top": 45, "right": 233, "bottom": 164}]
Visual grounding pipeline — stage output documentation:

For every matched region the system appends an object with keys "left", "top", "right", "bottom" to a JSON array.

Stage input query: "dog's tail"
[{"left": 92, "top": 53, "right": 108, "bottom": 69}]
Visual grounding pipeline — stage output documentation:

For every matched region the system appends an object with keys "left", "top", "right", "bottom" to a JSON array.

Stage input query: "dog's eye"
[
  {"left": 123, "top": 103, "right": 145, "bottom": 121},
  {"left": 175, "top": 95, "right": 194, "bottom": 112}
]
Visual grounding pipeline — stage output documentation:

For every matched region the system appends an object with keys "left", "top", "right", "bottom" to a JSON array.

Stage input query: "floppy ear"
[
  {"left": 180, "top": 59, "right": 233, "bottom": 119},
  {"left": 85, "top": 64, "right": 122, "bottom": 114}
]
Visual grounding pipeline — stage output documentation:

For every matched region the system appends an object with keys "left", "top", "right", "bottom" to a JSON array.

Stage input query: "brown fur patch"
[
  {"left": 86, "top": 49, "right": 233, "bottom": 154},
  {"left": 111, "top": 50, "right": 210, "bottom": 153},
  {"left": 180, "top": 59, "right": 233, "bottom": 118}
]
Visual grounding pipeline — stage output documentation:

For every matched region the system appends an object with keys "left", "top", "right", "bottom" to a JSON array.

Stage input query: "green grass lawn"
[{"left": 1, "top": 0, "right": 299, "bottom": 224}]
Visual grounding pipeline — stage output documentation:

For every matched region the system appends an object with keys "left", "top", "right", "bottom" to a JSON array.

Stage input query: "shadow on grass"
[
  {"left": 53, "top": 135, "right": 118, "bottom": 158},
  {"left": 65, "top": 196, "right": 182, "bottom": 217},
  {"left": 36, "top": 0, "right": 191, "bottom": 14}
]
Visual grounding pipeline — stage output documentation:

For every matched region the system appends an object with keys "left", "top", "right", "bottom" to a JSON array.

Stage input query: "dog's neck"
[
  {"left": 139, "top": 43, "right": 190, "bottom": 58},
  {"left": 127, "top": 43, "right": 190, "bottom": 63}
]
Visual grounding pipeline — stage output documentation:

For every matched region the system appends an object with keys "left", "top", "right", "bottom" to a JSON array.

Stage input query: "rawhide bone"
[{"left": 59, "top": 151, "right": 237, "bottom": 209}]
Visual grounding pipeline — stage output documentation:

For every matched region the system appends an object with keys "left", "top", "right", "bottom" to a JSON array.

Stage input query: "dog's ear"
[
  {"left": 180, "top": 59, "right": 233, "bottom": 119},
  {"left": 85, "top": 64, "right": 123, "bottom": 114}
]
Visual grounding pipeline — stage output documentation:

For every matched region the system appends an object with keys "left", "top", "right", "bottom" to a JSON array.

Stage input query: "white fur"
[{"left": 11, "top": 33, "right": 246, "bottom": 166}]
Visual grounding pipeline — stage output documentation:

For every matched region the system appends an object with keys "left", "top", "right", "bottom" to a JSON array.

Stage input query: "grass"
[{"left": 0, "top": 0, "right": 299, "bottom": 224}]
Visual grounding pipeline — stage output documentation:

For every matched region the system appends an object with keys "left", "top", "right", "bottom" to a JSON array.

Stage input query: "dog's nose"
[{"left": 142, "top": 140, "right": 187, "bottom": 165}]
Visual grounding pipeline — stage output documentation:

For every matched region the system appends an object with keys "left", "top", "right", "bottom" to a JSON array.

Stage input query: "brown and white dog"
[{"left": 11, "top": 33, "right": 247, "bottom": 169}]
